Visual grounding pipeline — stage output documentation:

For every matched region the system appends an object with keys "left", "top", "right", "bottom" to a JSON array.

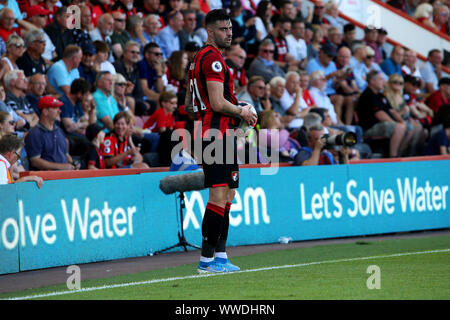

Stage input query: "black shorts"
[{"left": 202, "top": 134, "right": 239, "bottom": 189}]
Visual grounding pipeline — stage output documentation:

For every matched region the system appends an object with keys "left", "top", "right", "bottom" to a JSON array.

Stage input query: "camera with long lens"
[{"left": 323, "top": 132, "right": 357, "bottom": 148}]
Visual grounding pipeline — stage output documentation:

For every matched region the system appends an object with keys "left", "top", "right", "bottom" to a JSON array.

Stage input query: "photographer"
[{"left": 294, "top": 123, "right": 351, "bottom": 166}]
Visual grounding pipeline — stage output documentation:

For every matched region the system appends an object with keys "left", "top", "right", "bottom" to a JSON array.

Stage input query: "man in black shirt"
[
  {"left": 357, "top": 70, "right": 409, "bottom": 157},
  {"left": 16, "top": 29, "right": 47, "bottom": 77},
  {"left": 44, "top": 6, "right": 75, "bottom": 61}
]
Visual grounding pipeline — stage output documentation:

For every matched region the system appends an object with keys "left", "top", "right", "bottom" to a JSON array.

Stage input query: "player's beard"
[{"left": 214, "top": 34, "right": 232, "bottom": 50}]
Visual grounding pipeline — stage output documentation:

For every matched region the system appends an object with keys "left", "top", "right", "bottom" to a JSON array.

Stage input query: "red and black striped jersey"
[{"left": 187, "top": 45, "right": 237, "bottom": 138}]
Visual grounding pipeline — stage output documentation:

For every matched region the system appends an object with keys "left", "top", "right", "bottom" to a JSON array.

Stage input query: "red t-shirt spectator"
[
  {"left": 425, "top": 90, "right": 449, "bottom": 113},
  {"left": 0, "top": 27, "right": 20, "bottom": 42},
  {"left": 143, "top": 108, "right": 175, "bottom": 132}
]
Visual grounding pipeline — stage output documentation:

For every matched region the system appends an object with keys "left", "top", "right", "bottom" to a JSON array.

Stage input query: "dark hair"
[
  {"left": 343, "top": 23, "right": 355, "bottom": 33},
  {"left": 0, "top": 134, "right": 23, "bottom": 154},
  {"left": 143, "top": 42, "right": 160, "bottom": 55},
  {"left": 205, "top": 9, "right": 230, "bottom": 28},
  {"left": 70, "top": 78, "right": 92, "bottom": 95},
  {"left": 93, "top": 40, "right": 109, "bottom": 53},
  {"left": 113, "top": 111, "right": 132, "bottom": 124},
  {"left": 159, "top": 91, "right": 177, "bottom": 105}
]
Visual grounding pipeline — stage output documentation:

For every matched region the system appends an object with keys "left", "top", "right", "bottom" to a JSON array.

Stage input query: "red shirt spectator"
[{"left": 143, "top": 91, "right": 178, "bottom": 133}]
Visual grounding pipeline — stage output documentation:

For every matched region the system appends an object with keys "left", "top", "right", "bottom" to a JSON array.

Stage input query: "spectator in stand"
[
  {"left": 0, "top": 110, "right": 26, "bottom": 177},
  {"left": 111, "top": 10, "right": 130, "bottom": 60},
  {"left": 138, "top": 42, "right": 165, "bottom": 102},
  {"left": 139, "top": 0, "right": 164, "bottom": 28},
  {"left": 237, "top": 75, "right": 267, "bottom": 114},
  {"left": 143, "top": 91, "right": 177, "bottom": 133},
  {"left": 59, "top": 78, "right": 92, "bottom": 138},
  {"left": 44, "top": 6, "right": 76, "bottom": 61},
  {"left": 354, "top": 46, "right": 387, "bottom": 91},
  {"left": 299, "top": 70, "right": 317, "bottom": 108},
  {"left": 384, "top": 73, "right": 425, "bottom": 155},
  {"left": 84, "top": 123, "right": 106, "bottom": 169},
  {"left": 387, "top": 0, "right": 419, "bottom": 17},
  {"left": 25, "top": 95, "right": 79, "bottom": 170},
  {"left": 363, "top": 25, "right": 382, "bottom": 64},
  {"left": 161, "top": 0, "right": 184, "bottom": 25},
  {"left": 80, "top": 92, "right": 97, "bottom": 127},
  {"left": 264, "top": 17, "right": 296, "bottom": 72},
  {"left": 101, "top": 111, "right": 149, "bottom": 169},
  {"left": 402, "top": 49, "right": 425, "bottom": 90},
  {"left": 16, "top": 29, "right": 47, "bottom": 77},
  {"left": 225, "top": 45, "right": 247, "bottom": 94},
  {"left": 0, "top": 82, "right": 28, "bottom": 136},
  {"left": 349, "top": 41, "right": 366, "bottom": 68},
  {"left": 179, "top": 9, "right": 203, "bottom": 50},
  {"left": 323, "top": 0, "right": 345, "bottom": 32},
  {"left": 272, "top": 0, "right": 297, "bottom": 24},
  {"left": 25, "top": 5, "right": 56, "bottom": 63},
  {"left": 114, "top": 40, "right": 145, "bottom": 102},
  {"left": 376, "top": 28, "right": 389, "bottom": 61},
  {"left": 78, "top": 42, "right": 98, "bottom": 84},
  {"left": 111, "top": 0, "right": 138, "bottom": 18},
  {"left": 432, "top": 4, "right": 449, "bottom": 35},
  {"left": 156, "top": 10, "right": 183, "bottom": 60},
  {"left": 306, "top": 41, "right": 345, "bottom": 118},
  {"left": 403, "top": 74, "right": 434, "bottom": 130},
  {"left": 380, "top": 45, "right": 405, "bottom": 77},
  {"left": 89, "top": 13, "right": 114, "bottom": 62},
  {"left": 311, "top": 0, "right": 327, "bottom": 25},
  {"left": 0, "top": 7, "right": 35, "bottom": 43},
  {"left": 229, "top": 0, "right": 257, "bottom": 53},
  {"left": 280, "top": 71, "right": 309, "bottom": 130},
  {"left": 126, "top": 14, "right": 147, "bottom": 50},
  {"left": 334, "top": 46, "right": 360, "bottom": 125},
  {"left": 420, "top": 49, "right": 443, "bottom": 94},
  {"left": 112, "top": 72, "right": 135, "bottom": 115},
  {"left": 142, "top": 14, "right": 164, "bottom": 53},
  {"left": 0, "top": 134, "right": 43, "bottom": 187},
  {"left": 91, "top": 0, "right": 111, "bottom": 27},
  {"left": 254, "top": 0, "right": 273, "bottom": 41},
  {"left": 166, "top": 50, "right": 188, "bottom": 98},
  {"left": 413, "top": 3, "right": 435, "bottom": 29},
  {"left": 325, "top": 26, "right": 342, "bottom": 53},
  {"left": 425, "top": 77, "right": 450, "bottom": 114},
  {"left": 269, "top": 76, "right": 295, "bottom": 128},
  {"left": 306, "top": 24, "right": 323, "bottom": 60},
  {"left": 47, "top": 45, "right": 82, "bottom": 96},
  {"left": 308, "top": 70, "right": 339, "bottom": 126},
  {"left": 42, "top": 0, "right": 59, "bottom": 24},
  {"left": 93, "top": 71, "right": 119, "bottom": 131},
  {"left": 71, "top": 4, "right": 93, "bottom": 49},
  {"left": 247, "top": 39, "right": 286, "bottom": 83},
  {"left": 423, "top": 116, "right": 450, "bottom": 155},
  {"left": 357, "top": 70, "right": 409, "bottom": 158},
  {"left": 93, "top": 40, "right": 116, "bottom": 75},
  {"left": 286, "top": 18, "right": 307, "bottom": 70},
  {"left": 0, "top": 34, "right": 24, "bottom": 81},
  {"left": 4, "top": 69, "right": 38, "bottom": 128},
  {"left": 341, "top": 23, "right": 356, "bottom": 50},
  {"left": 25, "top": 73, "right": 46, "bottom": 115}
]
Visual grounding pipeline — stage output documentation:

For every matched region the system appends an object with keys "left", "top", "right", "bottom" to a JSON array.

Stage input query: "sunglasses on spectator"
[
  {"left": 151, "top": 52, "right": 163, "bottom": 56},
  {"left": 114, "top": 18, "right": 125, "bottom": 22},
  {"left": 128, "top": 50, "right": 140, "bottom": 54},
  {"left": 14, "top": 44, "right": 24, "bottom": 48},
  {"left": 115, "top": 83, "right": 127, "bottom": 87},
  {"left": 8, "top": 120, "right": 15, "bottom": 125},
  {"left": 262, "top": 49, "right": 274, "bottom": 53},
  {"left": 366, "top": 55, "right": 374, "bottom": 59},
  {"left": 391, "top": 80, "right": 404, "bottom": 85}
]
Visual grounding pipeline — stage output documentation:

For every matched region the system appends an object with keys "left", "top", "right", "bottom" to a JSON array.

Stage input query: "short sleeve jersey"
[
  {"left": 187, "top": 45, "right": 237, "bottom": 138},
  {"left": 100, "top": 132, "right": 132, "bottom": 168}
]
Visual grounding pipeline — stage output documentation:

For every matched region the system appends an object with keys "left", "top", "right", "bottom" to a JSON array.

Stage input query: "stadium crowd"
[{"left": 0, "top": 0, "right": 450, "bottom": 183}]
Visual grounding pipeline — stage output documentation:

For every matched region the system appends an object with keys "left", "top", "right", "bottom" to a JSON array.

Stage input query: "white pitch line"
[{"left": 5, "top": 248, "right": 450, "bottom": 300}]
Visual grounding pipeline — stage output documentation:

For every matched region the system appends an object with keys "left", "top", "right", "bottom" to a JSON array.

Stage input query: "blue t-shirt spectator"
[
  {"left": 306, "top": 57, "right": 338, "bottom": 95},
  {"left": 93, "top": 89, "right": 119, "bottom": 129},
  {"left": 380, "top": 57, "right": 402, "bottom": 76},
  {"left": 137, "top": 58, "right": 158, "bottom": 92},
  {"left": 59, "top": 94, "right": 84, "bottom": 132},
  {"left": 25, "top": 123, "right": 68, "bottom": 166},
  {"left": 47, "top": 60, "right": 80, "bottom": 95}
]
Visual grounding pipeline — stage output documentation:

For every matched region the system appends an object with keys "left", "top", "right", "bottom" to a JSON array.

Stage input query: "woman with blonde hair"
[
  {"left": 0, "top": 34, "right": 26, "bottom": 82},
  {"left": 384, "top": 74, "right": 424, "bottom": 155},
  {"left": 112, "top": 73, "right": 135, "bottom": 114},
  {"left": 414, "top": 3, "right": 436, "bottom": 29}
]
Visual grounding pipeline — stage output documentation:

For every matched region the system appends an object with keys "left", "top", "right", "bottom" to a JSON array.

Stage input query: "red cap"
[
  {"left": 27, "top": 5, "right": 51, "bottom": 19},
  {"left": 38, "top": 96, "right": 64, "bottom": 110}
]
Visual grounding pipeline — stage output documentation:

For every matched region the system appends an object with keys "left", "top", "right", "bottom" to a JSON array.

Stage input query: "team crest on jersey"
[
  {"left": 231, "top": 171, "right": 239, "bottom": 182},
  {"left": 104, "top": 140, "right": 111, "bottom": 147},
  {"left": 212, "top": 61, "right": 222, "bottom": 72}
]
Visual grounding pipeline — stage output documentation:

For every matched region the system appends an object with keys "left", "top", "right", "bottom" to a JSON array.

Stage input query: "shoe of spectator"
[{"left": 214, "top": 257, "right": 241, "bottom": 272}]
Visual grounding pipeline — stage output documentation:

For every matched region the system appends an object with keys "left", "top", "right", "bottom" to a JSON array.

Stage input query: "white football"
[{"left": 237, "top": 101, "right": 257, "bottom": 133}]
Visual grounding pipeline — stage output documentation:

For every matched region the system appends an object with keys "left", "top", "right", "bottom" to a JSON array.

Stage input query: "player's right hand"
[{"left": 239, "top": 104, "right": 258, "bottom": 127}]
